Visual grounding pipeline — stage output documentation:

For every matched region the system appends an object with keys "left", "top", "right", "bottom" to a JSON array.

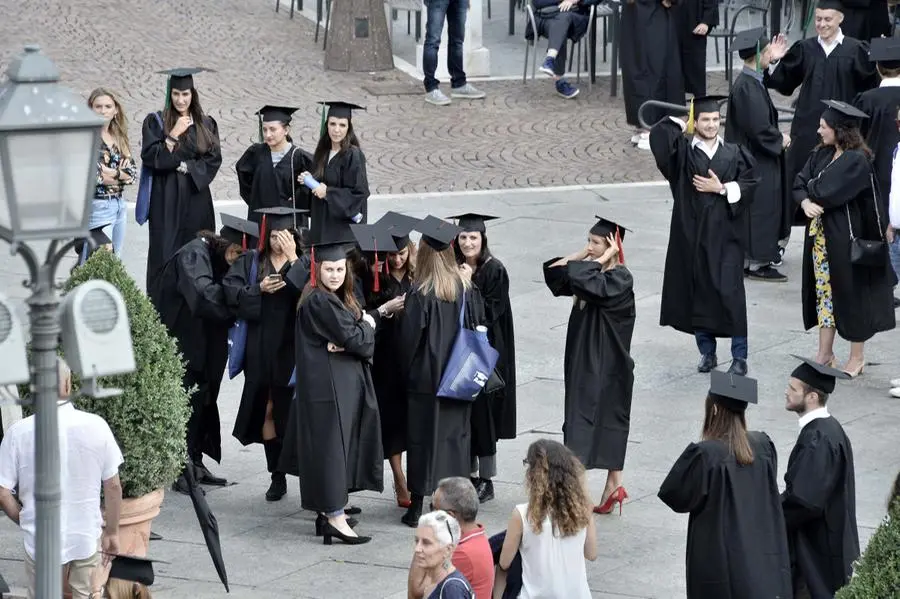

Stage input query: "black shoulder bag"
[{"left": 848, "top": 173, "right": 887, "bottom": 268}]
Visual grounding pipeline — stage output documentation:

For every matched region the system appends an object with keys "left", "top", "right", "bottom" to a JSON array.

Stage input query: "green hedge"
[{"left": 835, "top": 497, "right": 900, "bottom": 598}]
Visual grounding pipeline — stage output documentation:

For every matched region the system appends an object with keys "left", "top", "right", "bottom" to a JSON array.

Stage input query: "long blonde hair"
[
  {"left": 106, "top": 578, "right": 152, "bottom": 599},
  {"left": 87, "top": 88, "right": 132, "bottom": 159},
  {"left": 415, "top": 242, "right": 468, "bottom": 301}
]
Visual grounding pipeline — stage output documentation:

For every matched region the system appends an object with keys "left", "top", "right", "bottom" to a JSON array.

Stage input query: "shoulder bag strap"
[
  {"left": 457, "top": 288, "right": 467, "bottom": 329},
  {"left": 289, "top": 146, "right": 298, "bottom": 229},
  {"left": 438, "top": 576, "right": 474, "bottom": 599},
  {"left": 869, "top": 172, "right": 885, "bottom": 240},
  {"left": 153, "top": 111, "right": 163, "bottom": 130}
]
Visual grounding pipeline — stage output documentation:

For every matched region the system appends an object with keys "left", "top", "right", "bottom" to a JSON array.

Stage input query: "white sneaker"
[
  {"left": 890, "top": 387, "right": 900, "bottom": 398},
  {"left": 451, "top": 83, "right": 486, "bottom": 99},
  {"left": 890, "top": 378, "right": 900, "bottom": 387},
  {"left": 637, "top": 136, "right": 650, "bottom": 150},
  {"left": 425, "top": 89, "right": 451, "bottom": 106}
]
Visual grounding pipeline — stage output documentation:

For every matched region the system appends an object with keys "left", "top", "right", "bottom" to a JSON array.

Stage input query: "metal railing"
[{"left": 637, "top": 100, "right": 795, "bottom": 131}]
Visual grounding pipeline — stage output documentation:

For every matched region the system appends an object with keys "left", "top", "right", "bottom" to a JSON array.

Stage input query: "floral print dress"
[{"left": 809, "top": 215, "right": 835, "bottom": 328}]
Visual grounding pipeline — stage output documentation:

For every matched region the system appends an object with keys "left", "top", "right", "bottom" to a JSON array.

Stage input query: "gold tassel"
[{"left": 686, "top": 99, "right": 695, "bottom": 135}]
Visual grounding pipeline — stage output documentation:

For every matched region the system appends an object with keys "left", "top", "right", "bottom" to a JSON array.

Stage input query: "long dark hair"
[
  {"left": 702, "top": 395, "right": 754, "bottom": 465},
  {"left": 312, "top": 117, "right": 360, "bottom": 179},
  {"left": 163, "top": 88, "right": 217, "bottom": 153},
  {"left": 301, "top": 260, "right": 362, "bottom": 318},
  {"left": 454, "top": 231, "right": 492, "bottom": 268},
  {"left": 818, "top": 122, "right": 873, "bottom": 158},
  {"left": 257, "top": 228, "right": 303, "bottom": 280},
  {"left": 196, "top": 230, "right": 242, "bottom": 278},
  {"left": 523, "top": 439, "right": 591, "bottom": 537}
]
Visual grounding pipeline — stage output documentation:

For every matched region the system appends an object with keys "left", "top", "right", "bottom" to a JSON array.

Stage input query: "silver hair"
[
  {"left": 418, "top": 510, "right": 461, "bottom": 547},
  {"left": 436, "top": 476, "right": 479, "bottom": 524}
]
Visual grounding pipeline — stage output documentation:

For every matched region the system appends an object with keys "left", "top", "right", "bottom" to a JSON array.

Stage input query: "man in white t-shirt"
[
  {"left": 0, "top": 359, "right": 124, "bottom": 599},
  {"left": 888, "top": 132, "right": 900, "bottom": 398}
]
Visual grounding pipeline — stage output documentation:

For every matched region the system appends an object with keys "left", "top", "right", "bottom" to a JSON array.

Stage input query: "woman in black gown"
[
  {"left": 235, "top": 105, "right": 313, "bottom": 230},
  {"left": 300, "top": 101, "right": 370, "bottom": 244},
  {"left": 451, "top": 213, "right": 517, "bottom": 504},
  {"left": 223, "top": 206, "right": 308, "bottom": 502},
  {"left": 142, "top": 67, "right": 221, "bottom": 296}
]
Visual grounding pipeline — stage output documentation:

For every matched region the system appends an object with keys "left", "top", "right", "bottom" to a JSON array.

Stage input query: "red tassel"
[
  {"left": 257, "top": 215, "right": 267, "bottom": 252},
  {"left": 383, "top": 257, "right": 389, "bottom": 276},
  {"left": 241, "top": 234, "right": 247, "bottom": 251},
  {"left": 373, "top": 241, "right": 380, "bottom": 293},
  {"left": 616, "top": 229, "right": 625, "bottom": 265},
  {"left": 310, "top": 247, "right": 317, "bottom": 287}
]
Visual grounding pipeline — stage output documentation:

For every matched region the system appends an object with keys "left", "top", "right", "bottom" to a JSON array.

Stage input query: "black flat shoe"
[
  {"left": 315, "top": 514, "right": 358, "bottom": 536},
  {"left": 401, "top": 498, "right": 423, "bottom": 528},
  {"left": 321, "top": 521, "right": 371, "bottom": 545},
  {"left": 727, "top": 358, "right": 748, "bottom": 376},
  {"left": 193, "top": 461, "right": 228, "bottom": 486},
  {"left": 697, "top": 353, "right": 717, "bottom": 373},
  {"left": 265, "top": 473, "right": 287, "bottom": 502},
  {"left": 171, "top": 474, "right": 191, "bottom": 496},
  {"left": 345, "top": 505, "right": 362, "bottom": 515},
  {"left": 477, "top": 479, "right": 495, "bottom": 503}
]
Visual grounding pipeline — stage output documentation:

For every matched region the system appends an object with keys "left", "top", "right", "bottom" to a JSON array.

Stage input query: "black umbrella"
[{"left": 184, "top": 462, "right": 230, "bottom": 592}]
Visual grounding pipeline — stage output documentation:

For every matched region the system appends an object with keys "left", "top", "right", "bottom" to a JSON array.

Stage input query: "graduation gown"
[
  {"left": 793, "top": 148, "right": 896, "bottom": 341},
  {"left": 854, "top": 84, "right": 900, "bottom": 216},
  {"left": 620, "top": 0, "right": 685, "bottom": 128},
  {"left": 725, "top": 70, "right": 790, "bottom": 260},
  {"left": 310, "top": 146, "right": 370, "bottom": 244},
  {"left": 235, "top": 143, "right": 314, "bottom": 229},
  {"left": 658, "top": 432, "right": 793, "bottom": 599},
  {"left": 473, "top": 257, "right": 517, "bottom": 441},
  {"left": 782, "top": 416, "right": 859, "bottom": 598},
  {"left": 223, "top": 252, "right": 307, "bottom": 445},
  {"left": 151, "top": 238, "right": 234, "bottom": 463},
  {"left": 676, "top": 0, "right": 718, "bottom": 97},
  {"left": 764, "top": 36, "right": 877, "bottom": 205},
  {"left": 543, "top": 261, "right": 635, "bottom": 471},
  {"left": 279, "top": 289, "right": 384, "bottom": 513},
  {"left": 141, "top": 112, "right": 221, "bottom": 294},
  {"left": 398, "top": 283, "right": 485, "bottom": 497},
  {"left": 650, "top": 118, "right": 760, "bottom": 337}
]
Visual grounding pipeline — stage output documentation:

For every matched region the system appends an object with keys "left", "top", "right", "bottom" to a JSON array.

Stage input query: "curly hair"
[
  {"left": 523, "top": 439, "right": 591, "bottom": 537},
  {"left": 818, "top": 121, "right": 873, "bottom": 158}
]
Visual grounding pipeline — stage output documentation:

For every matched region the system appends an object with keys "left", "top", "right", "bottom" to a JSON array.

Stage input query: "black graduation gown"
[
  {"left": 725, "top": 71, "right": 790, "bottom": 260},
  {"left": 473, "top": 258, "right": 517, "bottom": 441},
  {"left": 838, "top": 0, "right": 873, "bottom": 40},
  {"left": 151, "top": 238, "right": 234, "bottom": 463},
  {"left": 854, "top": 84, "right": 900, "bottom": 216},
  {"left": 782, "top": 416, "right": 859, "bottom": 598},
  {"left": 398, "top": 283, "right": 485, "bottom": 497},
  {"left": 235, "top": 143, "right": 314, "bottom": 230},
  {"left": 620, "top": 0, "right": 685, "bottom": 128},
  {"left": 650, "top": 118, "right": 760, "bottom": 337},
  {"left": 764, "top": 36, "right": 877, "bottom": 208},
  {"left": 279, "top": 289, "right": 383, "bottom": 512},
  {"left": 658, "top": 432, "right": 793, "bottom": 599},
  {"left": 310, "top": 146, "right": 370, "bottom": 244},
  {"left": 223, "top": 252, "right": 306, "bottom": 445},
  {"left": 141, "top": 112, "right": 221, "bottom": 294},
  {"left": 676, "top": 0, "right": 718, "bottom": 97},
  {"left": 793, "top": 148, "right": 896, "bottom": 341},
  {"left": 543, "top": 261, "right": 635, "bottom": 471}
]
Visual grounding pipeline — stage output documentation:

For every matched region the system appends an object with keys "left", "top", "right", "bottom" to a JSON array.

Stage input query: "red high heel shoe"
[
  {"left": 593, "top": 486, "right": 628, "bottom": 515},
  {"left": 394, "top": 483, "right": 412, "bottom": 509}
]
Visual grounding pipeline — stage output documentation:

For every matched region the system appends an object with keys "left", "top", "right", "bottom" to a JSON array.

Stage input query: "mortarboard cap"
[
  {"left": 310, "top": 240, "right": 354, "bottom": 263},
  {"left": 446, "top": 213, "right": 499, "bottom": 234},
  {"left": 256, "top": 105, "right": 299, "bottom": 124},
  {"left": 219, "top": 213, "right": 259, "bottom": 248},
  {"left": 254, "top": 206, "right": 309, "bottom": 232},
  {"left": 816, "top": 0, "right": 844, "bottom": 11},
  {"left": 157, "top": 67, "right": 212, "bottom": 91},
  {"left": 417, "top": 215, "right": 462, "bottom": 251},
  {"left": 350, "top": 223, "right": 399, "bottom": 254},
  {"left": 691, "top": 95, "right": 729, "bottom": 116},
  {"left": 868, "top": 37, "right": 900, "bottom": 69},
  {"left": 820, "top": 99, "right": 869, "bottom": 129},
  {"left": 376, "top": 211, "right": 420, "bottom": 248},
  {"left": 789, "top": 354, "right": 850, "bottom": 394},
  {"left": 107, "top": 554, "right": 166, "bottom": 586},
  {"left": 732, "top": 27, "right": 769, "bottom": 60},
  {"left": 589, "top": 216, "right": 632, "bottom": 241},
  {"left": 709, "top": 370, "right": 759, "bottom": 413},
  {"left": 320, "top": 101, "right": 366, "bottom": 121}
]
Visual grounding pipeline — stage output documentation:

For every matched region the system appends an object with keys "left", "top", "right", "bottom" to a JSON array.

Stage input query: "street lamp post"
[{"left": 0, "top": 45, "right": 104, "bottom": 599}]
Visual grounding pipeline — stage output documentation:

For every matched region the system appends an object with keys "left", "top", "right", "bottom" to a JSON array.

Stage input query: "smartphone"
[{"left": 265, "top": 274, "right": 283, "bottom": 283}]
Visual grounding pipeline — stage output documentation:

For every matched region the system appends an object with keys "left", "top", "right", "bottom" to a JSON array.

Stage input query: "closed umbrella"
[{"left": 184, "top": 461, "right": 230, "bottom": 592}]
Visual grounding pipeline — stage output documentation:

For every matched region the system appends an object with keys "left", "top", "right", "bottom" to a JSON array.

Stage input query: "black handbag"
[
  {"left": 484, "top": 368, "right": 505, "bottom": 394},
  {"left": 847, "top": 173, "right": 887, "bottom": 268}
]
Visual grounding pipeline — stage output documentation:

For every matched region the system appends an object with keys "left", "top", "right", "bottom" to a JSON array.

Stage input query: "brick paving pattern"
[{"left": 3, "top": 0, "right": 750, "bottom": 197}]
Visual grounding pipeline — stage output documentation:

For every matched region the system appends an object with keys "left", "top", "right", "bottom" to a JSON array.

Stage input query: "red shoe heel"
[{"left": 593, "top": 486, "right": 628, "bottom": 515}]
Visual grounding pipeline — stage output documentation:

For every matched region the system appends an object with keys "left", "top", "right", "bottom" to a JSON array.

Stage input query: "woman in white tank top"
[{"left": 497, "top": 439, "right": 597, "bottom": 598}]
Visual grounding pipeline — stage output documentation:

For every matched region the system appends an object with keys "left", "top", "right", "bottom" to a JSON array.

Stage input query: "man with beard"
[
  {"left": 649, "top": 95, "right": 760, "bottom": 375},
  {"left": 151, "top": 214, "right": 254, "bottom": 493}
]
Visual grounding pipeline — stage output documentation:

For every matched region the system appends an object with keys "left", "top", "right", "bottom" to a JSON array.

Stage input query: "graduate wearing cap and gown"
[
  {"left": 649, "top": 96, "right": 760, "bottom": 374},
  {"left": 725, "top": 28, "right": 791, "bottom": 281},
  {"left": 783, "top": 355, "right": 859, "bottom": 598},
  {"left": 854, "top": 37, "right": 900, "bottom": 217},
  {"left": 764, "top": 6, "right": 877, "bottom": 210},
  {"left": 658, "top": 372, "right": 793, "bottom": 599},
  {"left": 142, "top": 68, "right": 222, "bottom": 295},
  {"left": 794, "top": 100, "right": 896, "bottom": 363},
  {"left": 223, "top": 206, "right": 310, "bottom": 502},
  {"left": 236, "top": 105, "right": 314, "bottom": 231},
  {"left": 543, "top": 217, "right": 636, "bottom": 512},
  {"left": 302, "top": 102, "right": 370, "bottom": 245},
  {"left": 152, "top": 215, "right": 254, "bottom": 490},
  {"left": 397, "top": 215, "right": 487, "bottom": 526}
]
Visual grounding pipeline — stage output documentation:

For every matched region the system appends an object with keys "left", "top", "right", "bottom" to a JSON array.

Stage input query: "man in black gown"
[
  {"left": 783, "top": 355, "right": 859, "bottom": 598},
  {"left": 649, "top": 95, "right": 760, "bottom": 375},
  {"left": 726, "top": 28, "right": 791, "bottom": 283}
]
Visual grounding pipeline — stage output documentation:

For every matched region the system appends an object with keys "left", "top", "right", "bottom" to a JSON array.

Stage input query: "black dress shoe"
[
  {"left": 893, "top": 296, "right": 900, "bottom": 308},
  {"left": 345, "top": 505, "right": 362, "bottom": 515},
  {"left": 171, "top": 474, "right": 191, "bottom": 496},
  {"left": 401, "top": 497, "right": 423, "bottom": 527},
  {"left": 747, "top": 266, "right": 788, "bottom": 283},
  {"left": 193, "top": 461, "right": 228, "bottom": 486},
  {"left": 727, "top": 358, "right": 748, "bottom": 376},
  {"left": 265, "top": 473, "right": 287, "bottom": 502},
  {"left": 477, "top": 479, "right": 495, "bottom": 503},
  {"left": 697, "top": 354, "right": 718, "bottom": 373},
  {"left": 315, "top": 514, "right": 358, "bottom": 536},
  {"left": 321, "top": 521, "right": 371, "bottom": 545}
]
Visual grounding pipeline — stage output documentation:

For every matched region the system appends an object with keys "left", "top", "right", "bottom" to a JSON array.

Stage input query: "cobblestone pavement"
[{"left": 1, "top": 0, "right": 749, "bottom": 197}]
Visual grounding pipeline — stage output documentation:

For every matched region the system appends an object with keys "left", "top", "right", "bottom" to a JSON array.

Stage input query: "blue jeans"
[
  {"left": 80, "top": 196, "right": 126, "bottom": 263},
  {"left": 695, "top": 332, "right": 748, "bottom": 360},
  {"left": 423, "top": 0, "right": 468, "bottom": 92},
  {"left": 890, "top": 235, "right": 900, "bottom": 284}
]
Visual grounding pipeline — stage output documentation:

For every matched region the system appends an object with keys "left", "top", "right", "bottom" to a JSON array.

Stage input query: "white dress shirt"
[
  {"left": 798, "top": 406, "right": 831, "bottom": 430},
  {"left": 667, "top": 116, "right": 742, "bottom": 204},
  {"left": 817, "top": 30, "right": 844, "bottom": 57},
  {"left": 0, "top": 402, "right": 123, "bottom": 562}
]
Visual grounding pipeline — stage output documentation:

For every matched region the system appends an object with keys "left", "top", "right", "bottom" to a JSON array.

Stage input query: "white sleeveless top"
[{"left": 515, "top": 503, "right": 591, "bottom": 599}]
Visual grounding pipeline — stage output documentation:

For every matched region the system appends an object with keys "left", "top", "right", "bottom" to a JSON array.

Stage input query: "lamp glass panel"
[
  {"left": 6, "top": 128, "right": 96, "bottom": 233},
  {"left": 0, "top": 142, "right": 10, "bottom": 231}
]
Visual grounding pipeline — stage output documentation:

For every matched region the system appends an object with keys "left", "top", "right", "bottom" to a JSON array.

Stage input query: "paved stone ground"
[{"left": 0, "top": 187, "right": 898, "bottom": 598}]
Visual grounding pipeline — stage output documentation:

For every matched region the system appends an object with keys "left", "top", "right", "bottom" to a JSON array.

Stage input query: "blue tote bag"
[
  {"left": 436, "top": 290, "right": 499, "bottom": 401},
  {"left": 135, "top": 112, "right": 163, "bottom": 226},
  {"left": 227, "top": 251, "right": 259, "bottom": 379}
]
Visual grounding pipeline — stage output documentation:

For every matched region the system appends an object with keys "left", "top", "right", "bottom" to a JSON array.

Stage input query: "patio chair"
[{"left": 523, "top": 0, "right": 596, "bottom": 90}]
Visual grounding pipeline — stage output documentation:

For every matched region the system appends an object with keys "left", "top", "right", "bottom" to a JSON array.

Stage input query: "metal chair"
[
  {"left": 276, "top": 0, "right": 303, "bottom": 19},
  {"left": 709, "top": 0, "right": 769, "bottom": 65},
  {"left": 523, "top": 1, "right": 596, "bottom": 90}
]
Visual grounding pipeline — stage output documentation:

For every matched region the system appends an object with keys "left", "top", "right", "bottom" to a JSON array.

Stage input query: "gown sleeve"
[
  {"left": 186, "top": 117, "right": 222, "bottom": 193},
  {"left": 293, "top": 148, "right": 314, "bottom": 213},
  {"left": 542, "top": 258, "right": 573, "bottom": 297},
  {"left": 701, "top": 0, "right": 719, "bottom": 27},
  {"left": 781, "top": 430, "right": 839, "bottom": 529},
  {"left": 283, "top": 255, "right": 311, "bottom": 292},
  {"left": 324, "top": 147, "right": 370, "bottom": 220},
  {"left": 658, "top": 443, "right": 711, "bottom": 513},
  {"left": 764, "top": 41, "right": 806, "bottom": 96},
  {"left": 140, "top": 112, "right": 180, "bottom": 172},
  {"left": 478, "top": 261, "right": 510, "bottom": 329},
  {"left": 806, "top": 151, "right": 871, "bottom": 210},
  {"left": 566, "top": 263, "right": 634, "bottom": 305},
  {"left": 175, "top": 245, "right": 232, "bottom": 322},
  {"left": 305, "top": 292, "right": 376, "bottom": 359},
  {"left": 853, "top": 41, "right": 879, "bottom": 91},
  {"left": 649, "top": 117, "right": 688, "bottom": 182},
  {"left": 235, "top": 144, "right": 259, "bottom": 204},
  {"left": 728, "top": 145, "right": 761, "bottom": 218},
  {"left": 223, "top": 252, "right": 262, "bottom": 321},
  {"left": 397, "top": 288, "right": 427, "bottom": 375}
]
